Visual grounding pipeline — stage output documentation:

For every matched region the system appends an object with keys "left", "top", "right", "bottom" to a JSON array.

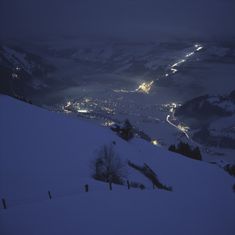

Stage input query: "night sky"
[{"left": 1, "top": 0, "right": 235, "bottom": 40}]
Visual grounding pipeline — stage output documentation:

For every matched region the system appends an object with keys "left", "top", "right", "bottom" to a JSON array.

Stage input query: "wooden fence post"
[
  {"left": 85, "top": 184, "right": 89, "bottom": 192},
  {"left": 109, "top": 181, "right": 112, "bottom": 191},
  {"left": 2, "top": 198, "right": 7, "bottom": 209},
  {"left": 48, "top": 191, "right": 52, "bottom": 200},
  {"left": 127, "top": 180, "right": 130, "bottom": 190}
]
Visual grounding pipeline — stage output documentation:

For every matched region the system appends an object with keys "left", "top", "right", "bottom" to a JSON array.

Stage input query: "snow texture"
[{"left": 0, "top": 95, "right": 234, "bottom": 235}]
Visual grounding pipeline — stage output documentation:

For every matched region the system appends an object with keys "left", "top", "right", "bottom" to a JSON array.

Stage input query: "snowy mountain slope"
[
  {"left": 0, "top": 45, "right": 55, "bottom": 77},
  {"left": 175, "top": 90, "right": 235, "bottom": 151},
  {"left": 0, "top": 95, "right": 234, "bottom": 235},
  {"left": 0, "top": 45, "right": 55, "bottom": 97}
]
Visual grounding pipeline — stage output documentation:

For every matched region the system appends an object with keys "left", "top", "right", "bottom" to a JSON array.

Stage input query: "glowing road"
[
  {"left": 166, "top": 114, "right": 190, "bottom": 140},
  {"left": 135, "top": 43, "right": 204, "bottom": 94}
]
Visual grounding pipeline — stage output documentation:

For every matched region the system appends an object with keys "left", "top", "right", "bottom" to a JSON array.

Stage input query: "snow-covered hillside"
[
  {"left": 175, "top": 90, "right": 235, "bottom": 154},
  {"left": 0, "top": 45, "right": 55, "bottom": 96},
  {"left": 0, "top": 95, "right": 234, "bottom": 235}
]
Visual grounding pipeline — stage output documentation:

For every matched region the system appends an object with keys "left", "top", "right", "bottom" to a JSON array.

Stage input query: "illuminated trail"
[
  {"left": 166, "top": 114, "right": 190, "bottom": 140},
  {"left": 167, "top": 43, "right": 203, "bottom": 77},
  {"left": 114, "top": 43, "right": 204, "bottom": 95},
  {"left": 163, "top": 43, "right": 204, "bottom": 140},
  {"left": 163, "top": 102, "right": 191, "bottom": 140}
]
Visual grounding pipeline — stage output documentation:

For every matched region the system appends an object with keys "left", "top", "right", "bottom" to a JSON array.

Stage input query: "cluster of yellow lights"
[
  {"left": 136, "top": 81, "right": 154, "bottom": 94},
  {"left": 151, "top": 139, "right": 159, "bottom": 146}
]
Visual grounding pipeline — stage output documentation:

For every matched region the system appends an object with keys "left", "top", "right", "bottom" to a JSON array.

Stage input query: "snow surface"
[{"left": 0, "top": 95, "right": 235, "bottom": 235}]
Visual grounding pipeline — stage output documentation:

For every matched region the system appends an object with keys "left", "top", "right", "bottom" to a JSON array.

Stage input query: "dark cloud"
[{"left": 0, "top": 0, "right": 235, "bottom": 40}]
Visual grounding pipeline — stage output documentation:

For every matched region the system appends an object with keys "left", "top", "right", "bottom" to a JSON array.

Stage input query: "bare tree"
[{"left": 92, "top": 144, "right": 127, "bottom": 184}]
